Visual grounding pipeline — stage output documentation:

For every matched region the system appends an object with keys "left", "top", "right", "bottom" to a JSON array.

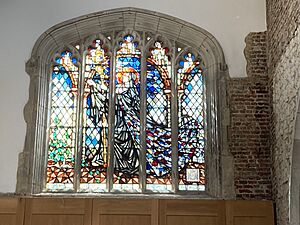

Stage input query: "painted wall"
[{"left": 0, "top": 0, "right": 266, "bottom": 192}]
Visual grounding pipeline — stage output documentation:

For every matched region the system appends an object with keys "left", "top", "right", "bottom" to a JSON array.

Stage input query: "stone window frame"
[{"left": 16, "top": 7, "right": 235, "bottom": 198}]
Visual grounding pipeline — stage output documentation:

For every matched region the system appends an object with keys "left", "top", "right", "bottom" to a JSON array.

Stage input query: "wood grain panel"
[
  {"left": 100, "top": 215, "right": 151, "bottom": 225},
  {"left": 0, "top": 197, "right": 275, "bottom": 225},
  {"left": 167, "top": 215, "right": 218, "bottom": 225},
  {"left": 0, "top": 198, "right": 25, "bottom": 225},
  {"left": 24, "top": 198, "right": 92, "bottom": 225},
  {"left": 225, "top": 200, "right": 274, "bottom": 225},
  {"left": 92, "top": 199, "right": 156, "bottom": 225},
  {"left": 160, "top": 200, "right": 226, "bottom": 225}
]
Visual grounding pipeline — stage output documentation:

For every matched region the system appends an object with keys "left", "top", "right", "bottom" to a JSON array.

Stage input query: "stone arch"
[{"left": 16, "top": 7, "right": 234, "bottom": 198}]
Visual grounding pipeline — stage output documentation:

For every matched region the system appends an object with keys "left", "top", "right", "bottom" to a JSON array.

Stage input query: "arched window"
[{"left": 17, "top": 8, "right": 234, "bottom": 197}]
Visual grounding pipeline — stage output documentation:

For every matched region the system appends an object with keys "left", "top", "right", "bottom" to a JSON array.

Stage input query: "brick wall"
[{"left": 228, "top": 32, "right": 272, "bottom": 199}]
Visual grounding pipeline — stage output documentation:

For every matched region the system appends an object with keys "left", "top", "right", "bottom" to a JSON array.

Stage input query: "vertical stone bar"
[
  {"left": 107, "top": 46, "right": 116, "bottom": 192},
  {"left": 171, "top": 42, "right": 179, "bottom": 193},
  {"left": 74, "top": 45, "right": 85, "bottom": 192},
  {"left": 139, "top": 32, "right": 147, "bottom": 192}
]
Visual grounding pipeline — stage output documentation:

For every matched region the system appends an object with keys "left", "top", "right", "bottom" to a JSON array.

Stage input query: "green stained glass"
[
  {"left": 47, "top": 51, "right": 78, "bottom": 190},
  {"left": 80, "top": 39, "right": 110, "bottom": 191}
]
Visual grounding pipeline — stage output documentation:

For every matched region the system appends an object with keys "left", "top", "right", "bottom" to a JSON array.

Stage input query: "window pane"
[
  {"left": 47, "top": 51, "right": 78, "bottom": 191},
  {"left": 113, "top": 35, "right": 141, "bottom": 191},
  {"left": 146, "top": 42, "right": 172, "bottom": 192},
  {"left": 80, "top": 40, "right": 110, "bottom": 192},
  {"left": 178, "top": 53, "right": 205, "bottom": 191}
]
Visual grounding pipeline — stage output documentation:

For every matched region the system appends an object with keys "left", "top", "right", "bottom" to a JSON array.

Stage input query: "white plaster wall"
[{"left": 0, "top": 0, "right": 266, "bottom": 192}]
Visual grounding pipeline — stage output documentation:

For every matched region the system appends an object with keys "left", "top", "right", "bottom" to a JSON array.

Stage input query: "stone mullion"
[
  {"left": 171, "top": 43, "right": 179, "bottom": 193},
  {"left": 107, "top": 45, "right": 117, "bottom": 192},
  {"left": 139, "top": 35, "right": 147, "bottom": 192},
  {"left": 74, "top": 44, "right": 85, "bottom": 192}
]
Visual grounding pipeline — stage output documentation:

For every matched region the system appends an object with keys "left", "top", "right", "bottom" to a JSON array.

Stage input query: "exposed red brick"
[{"left": 228, "top": 32, "right": 272, "bottom": 200}]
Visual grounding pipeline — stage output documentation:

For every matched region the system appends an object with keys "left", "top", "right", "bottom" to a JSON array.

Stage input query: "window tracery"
[
  {"left": 46, "top": 33, "right": 205, "bottom": 193},
  {"left": 17, "top": 8, "right": 233, "bottom": 197}
]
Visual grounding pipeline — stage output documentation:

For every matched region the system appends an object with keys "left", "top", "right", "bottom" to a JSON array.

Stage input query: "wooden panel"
[
  {"left": 225, "top": 200, "right": 274, "bottom": 225},
  {"left": 100, "top": 215, "right": 151, "bottom": 225},
  {"left": 24, "top": 198, "right": 92, "bottom": 225},
  {"left": 92, "top": 199, "right": 157, "bottom": 225},
  {"left": 167, "top": 215, "right": 218, "bottom": 225},
  {"left": 31, "top": 215, "right": 84, "bottom": 225},
  {"left": 0, "top": 215, "right": 16, "bottom": 225},
  {"left": 0, "top": 198, "right": 25, "bottom": 225},
  {"left": 0, "top": 197, "right": 275, "bottom": 225},
  {"left": 160, "top": 200, "right": 226, "bottom": 225}
]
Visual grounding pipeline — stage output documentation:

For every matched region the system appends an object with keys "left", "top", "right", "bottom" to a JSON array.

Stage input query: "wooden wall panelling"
[
  {"left": 0, "top": 198, "right": 25, "bottom": 225},
  {"left": 0, "top": 197, "right": 276, "bottom": 225},
  {"left": 225, "top": 200, "right": 274, "bottom": 225},
  {"left": 24, "top": 198, "right": 92, "bottom": 225},
  {"left": 92, "top": 199, "right": 158, "bottom": 225},
  {"left": 16, "top": 198, "right": 26, "bottom": 225},
  {"left": 159, "top": 200, "right": 226, "bottom": 225}
]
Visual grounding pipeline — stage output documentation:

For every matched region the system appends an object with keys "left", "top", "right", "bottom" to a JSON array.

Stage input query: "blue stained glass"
[
  {"left": 63, "top": 82, "right": 68, "bottom": 90},
  {"left": 66, "top": 77, "right": 72, "bottom": 86},
  {"left": 85, "top": 137, "right": 91, "bottom": 145},
  {"left": 113, "top": 35, "right": 141, "bottom": 188},
  {"left": 197, "top": 77, "right": 203, "bottom": 85},
  {"left": 178, "top": 53, "right": 205, "bottom": 191},
  {"left": 185, "top": 97, "right": 191, "bottom": 104},
  {"left": 146, "top": 42, "right": 172, "bottom": 190},
  {"left": 124, "top": 35, "right": 134, "bottom": 42},
  {"left": 57, "top": 72, "right": 62, "bottom": 80},
  {"left": 86, "top": 96, "right": 91, "bottom": 107},
  {"left": 81, "top": 39, "right": 110, "bottom": 186},
  {"left": 187, "top": 83, "right": 193, "bottom": 92},
  {"left": 47, "top": 51, "right": 78, "bottom": 187},
  {"left": 149, "top": 86, "right": 155, "bottom": 92},
  {"left": 72, "top": 57, "right": 77, "bottom": 63},
  {"left": 192, "top": 67, "right": 199, "bottom": 73},
  {"left": 55, "top": 91, "right": 61, "bottom": 97},
  {"left": 92, "top": 138, "right": 98, "bottom": 146}
]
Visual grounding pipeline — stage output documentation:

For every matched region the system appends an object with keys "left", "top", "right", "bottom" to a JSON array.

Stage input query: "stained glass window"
[
  {"left": 80, "top": 39, "right": 110, "bottom": 192},
  {"left": 146, "top": 41, "right": 172, "bottom": 192},
  {"left": 46, "top": 34, "right": 206, "bottom": 194},
  {"left": 178, "top": 53, "right": 205, "bottom": 191},
  {"left": 114, "top": 35, "right": 141, "bottom": 191},
  {"left": 47, "top": 51, "right": 79, "bottom": 191}
]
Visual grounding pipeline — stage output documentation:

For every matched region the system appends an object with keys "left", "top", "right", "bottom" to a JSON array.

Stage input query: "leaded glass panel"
[
  {"left": 146, "top": 41, "right": 172, "bottom": 192},
  {"left": 45, "top": 35, "right": 206, "bottom": 194},
  {"left": 178, "top": 53, "right": 205, "bottom": 191},
  {"left": 47, "top": 51, "right": 79, "bottom": 191},
  {"left": 80, "top": 39, "right": 110, "bottom": 192},
  {"left": 113, "top": 35, "right": 141, "bottom": 191}
]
